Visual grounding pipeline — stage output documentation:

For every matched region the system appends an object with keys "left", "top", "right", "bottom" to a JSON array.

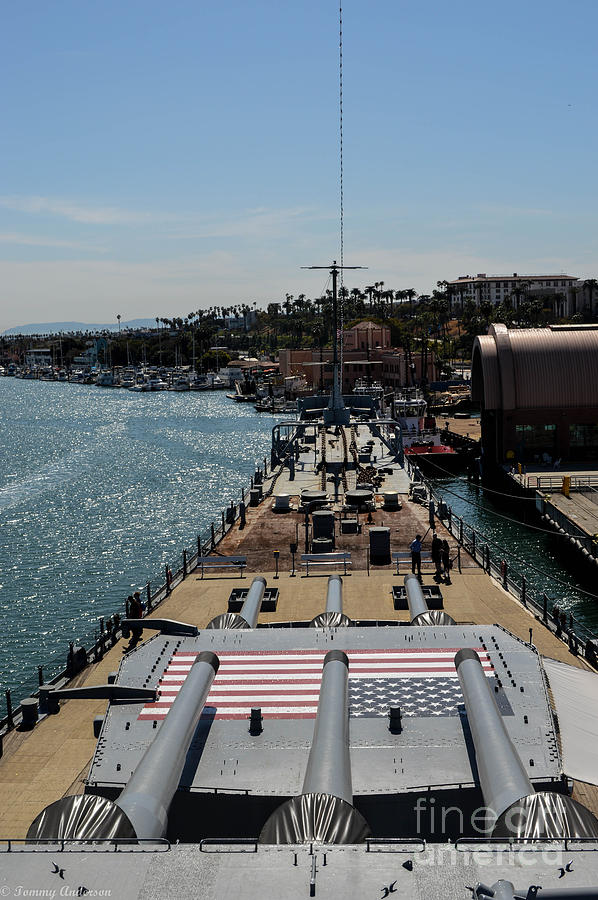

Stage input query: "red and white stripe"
[{"left": 138, "top": 647, "right": 494, "bottom": 721}]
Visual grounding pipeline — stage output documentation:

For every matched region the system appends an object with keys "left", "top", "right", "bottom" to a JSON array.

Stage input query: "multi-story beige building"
[{"left": 448, "top": 273, "right": 578, "bottom": 314}]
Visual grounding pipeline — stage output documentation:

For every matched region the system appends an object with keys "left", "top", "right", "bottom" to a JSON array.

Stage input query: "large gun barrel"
[
  {"left": 310, "top": 575, "right": 353, "bottom": 627},
  {"left": 259, "top": 650, "right": 370, "bottom": 843},
  {"left": 115, "top": 650, "right": 219, "bottom": 838},
  {"left": 455, "top": 648, "right": 533, "bottom": 826},
  {"left": 301, "top": 649, "right": 353, "bottom": 803},
  {"left": 207, "top": 576, "right": 266, "bottom": 629},
  {"left": 455, "top": 649, "right": 598, "bottom": 838},
  {"left": 325, "top": 574, "right": 343, "bottom": 614},
  {"left": 405, "top": 573, "right": 455, "bottom": 626},
  {"left": 28, "top": 651, "right": 219, "bottom": 842}
]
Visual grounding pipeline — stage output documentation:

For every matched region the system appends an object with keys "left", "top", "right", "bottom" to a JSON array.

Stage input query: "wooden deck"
[{"left": 0, "top": 561, "right": 594, "bottom": 839}]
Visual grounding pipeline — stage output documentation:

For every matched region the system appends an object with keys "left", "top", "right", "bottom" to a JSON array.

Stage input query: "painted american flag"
[{"left": 138, "top": 648, "right": 499, "bottom": 721}]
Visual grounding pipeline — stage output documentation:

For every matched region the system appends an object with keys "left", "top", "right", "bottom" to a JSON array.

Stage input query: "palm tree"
[
  {"left": 584, "top": 278, "right": 598, "bottom": 315},
  {"left": 511, "top": 280, "right": 530, "bottom": 312},
  {"left": 364, "top": 285, "right": 375, "bottom": 315},
  {"left": 404, "top": 289, "right": 417, "bottom": 318}
]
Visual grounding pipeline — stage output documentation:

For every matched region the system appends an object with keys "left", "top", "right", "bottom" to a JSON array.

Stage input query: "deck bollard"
[{"left": 5, "top": 690, "right": 13, "bottom": 731}]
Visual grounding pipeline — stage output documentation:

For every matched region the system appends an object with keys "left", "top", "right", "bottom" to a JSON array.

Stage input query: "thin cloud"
[
  {"left": 477, "top": 204, "right": 556, "bottom": 218},
  {"left": 164, "top": 206, "right": 327, "bottom": 240},
  {"left": 0, "top": 195, "right": 158, "bottom": 225},
  {"left": 0, "top": 232, "right": 106, "bottom": 251}
]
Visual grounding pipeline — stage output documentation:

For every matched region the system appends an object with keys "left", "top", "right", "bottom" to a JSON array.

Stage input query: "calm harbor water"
[
  {"left": 429, "top": 474, "right": 598, "bottom": 633},
  {"left": 0, "top": 379, "right": 274, "bottom": 705}
]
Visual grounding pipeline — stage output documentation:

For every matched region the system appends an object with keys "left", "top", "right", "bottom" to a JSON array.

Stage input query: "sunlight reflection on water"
[{"left": 0, "top": 380, "right": 274, "bottom": 702}]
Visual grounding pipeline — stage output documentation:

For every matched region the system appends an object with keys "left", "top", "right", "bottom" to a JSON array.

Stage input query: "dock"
[{"left": 510, "top": 465, "right": 598, "bottom": 565}]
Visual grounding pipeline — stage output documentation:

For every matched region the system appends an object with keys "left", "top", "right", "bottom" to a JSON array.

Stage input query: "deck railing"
[
  {"left": 405, "top": 456, "right": 598, "bottom": 663},
  {"left": 517, "top": 472, "right": 598, "bottom": 491}
]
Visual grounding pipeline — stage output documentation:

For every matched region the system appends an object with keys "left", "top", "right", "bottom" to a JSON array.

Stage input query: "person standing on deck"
[
  {"left": 441, "top": 539, "right": 451, "bottom": 583},
  {"left": 410, "top": 534, "right": 422, "bottom": 578},
  {"left": 126, "top": 591, "right": 144, "bottom": 650},
  {"left": 431, "top": 532, "right": 442, "bottom": 579}
]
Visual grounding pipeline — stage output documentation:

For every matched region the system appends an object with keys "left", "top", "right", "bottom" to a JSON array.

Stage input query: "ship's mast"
[{"left": 302, "top": 260, "right": 365, "bottom": 425}]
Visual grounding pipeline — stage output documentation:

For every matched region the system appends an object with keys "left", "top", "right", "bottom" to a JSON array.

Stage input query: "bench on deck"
[
  {"left": 392, "top": 550, "right": 433, "bottom": 576},
  {"left": 301, "top": 552, "right": 352, "bottom": 576},
  {"left": 196, "top": 556, "right": 247, "bottom": 578}
]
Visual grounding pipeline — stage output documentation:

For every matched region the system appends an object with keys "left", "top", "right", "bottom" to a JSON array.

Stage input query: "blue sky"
[{"left": 1, "top": 0, "right": 597, "bottom": 329}]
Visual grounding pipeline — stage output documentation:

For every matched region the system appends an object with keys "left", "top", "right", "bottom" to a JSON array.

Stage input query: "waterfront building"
[
  {"left": 24, "top": 347, "right": 52, "bottom": 369},
  {"left": 448, "top": 273, "right": 578, "bottom": 313},
  {"left": 342, "top": 320, "right": 391, "bottom": 351},
  {"left": 472, "top": 322, "right": 598, "bottom": 464},
  {"left": 72, "top": 341, "right": 99, "bottom": 367},
  {"left": 278, "top": 346, "right": 437, "bottom": 391}
]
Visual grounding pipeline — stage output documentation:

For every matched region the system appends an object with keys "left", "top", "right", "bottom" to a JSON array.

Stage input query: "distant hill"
[{"left": 3, "top": 319, "right": 158, "bottom": 336}]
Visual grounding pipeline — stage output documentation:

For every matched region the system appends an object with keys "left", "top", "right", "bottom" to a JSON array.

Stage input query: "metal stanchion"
[{"left": 5, "top": 690, "right": 13, "bottom": 731}]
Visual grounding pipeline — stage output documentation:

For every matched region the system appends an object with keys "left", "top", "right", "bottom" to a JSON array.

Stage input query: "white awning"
[{"left": 543, "top": 657, "right": 598, "bottom": 786}]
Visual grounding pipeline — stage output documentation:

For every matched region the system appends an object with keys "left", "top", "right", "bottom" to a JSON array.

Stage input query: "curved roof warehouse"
[{"left": 472, "top": 323, "right": 598, "bottom": 465}]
